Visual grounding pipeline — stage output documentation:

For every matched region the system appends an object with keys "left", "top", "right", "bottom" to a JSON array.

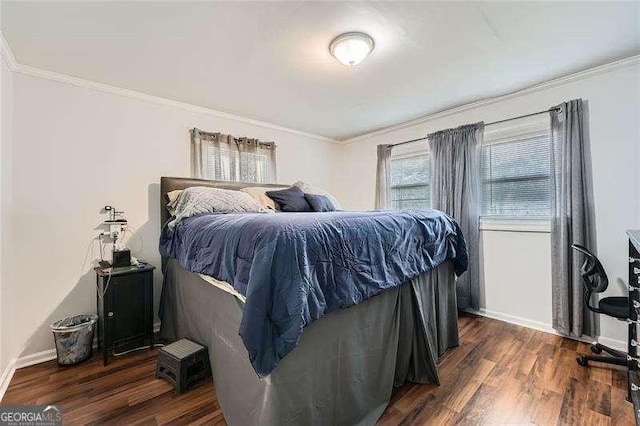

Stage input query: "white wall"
[
  {"left": 479, "top": 231, "right": 552, "bottom": 329},
  {"left": 7, "top": 71, "right": 342, "bottom": 359},
  {"left": 0, "top": 43, "right": 14, "bottom": 380},
  {"left": 335, "top": 61, "right": 640, "bottom": 346}
]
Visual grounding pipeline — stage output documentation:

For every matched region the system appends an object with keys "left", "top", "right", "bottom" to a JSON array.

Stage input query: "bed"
[{"left": 157, "top": 177, "right": 466, "bottom": 425}]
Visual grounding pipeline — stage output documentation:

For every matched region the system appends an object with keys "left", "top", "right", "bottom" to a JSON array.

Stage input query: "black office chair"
[{"left": 572, "top": 244, "right": 629, "bottom": 367}]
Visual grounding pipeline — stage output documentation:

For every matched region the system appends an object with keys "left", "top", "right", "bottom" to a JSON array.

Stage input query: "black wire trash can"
[{"left": 50, "top": 314, "right": 98, "bottom": 366}]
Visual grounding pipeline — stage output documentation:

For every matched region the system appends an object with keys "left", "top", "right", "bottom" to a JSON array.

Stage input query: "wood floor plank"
[
  {"left": 1, "top": 313, "right": 635, "bottom": 425},
  {"left": 443, "top": 358, "right": 495, "bottom": 412},
  {"left": 558, "top": 377, "right": 588, "bottom": 425},
  {"left": 484, "top": 377, "right": 526, "bottom": 424},
  {"left": 452, "top": 382, "right": 497, "bottom": 424},
  {"left": 529, "top": 388, "right": 564, "bottom": 425},
  {"left": 611, "top": 386, "right": 637, "bottom": 426},
  {"left": 583, "top": 408, "right": 613, "bottom": 426},
  {"left": 506, "top": 389, "right": 537, "bottom": 424},
  {"left": 586, "top": 380, "right": 612, "bottom": 417}
]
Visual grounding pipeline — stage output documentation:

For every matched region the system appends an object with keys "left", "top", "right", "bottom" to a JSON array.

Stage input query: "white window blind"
[
  {"left": 390, "top": 152, "right": 431, "bottom": 209},
  {"left": 481, "top": 128, "right": 551, "bottom": 218},
  {"left": 191, "top": 129, "right": 277, "bottom": 183},
  {"left": 203, "top": 147, "right": 274, "bottom": 183}
]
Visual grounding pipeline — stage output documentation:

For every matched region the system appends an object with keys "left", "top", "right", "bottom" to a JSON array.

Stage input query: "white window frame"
[{"left": 480, "top": 116, "right": 551, "bottom": 233}]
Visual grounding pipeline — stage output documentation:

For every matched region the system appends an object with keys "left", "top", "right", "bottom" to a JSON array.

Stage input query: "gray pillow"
[{"left": 169, "top": 186, "right": 269, "bottom": 229}]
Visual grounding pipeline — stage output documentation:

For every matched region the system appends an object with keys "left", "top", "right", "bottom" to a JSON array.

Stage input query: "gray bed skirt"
[{"left": 159, "top": 259, "right": 459, "bottom": 426}]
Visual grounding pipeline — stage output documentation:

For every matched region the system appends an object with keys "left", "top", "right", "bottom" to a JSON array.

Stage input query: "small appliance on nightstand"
[{"left": 95, "top": 263, "right": 155, "bottom": 366}]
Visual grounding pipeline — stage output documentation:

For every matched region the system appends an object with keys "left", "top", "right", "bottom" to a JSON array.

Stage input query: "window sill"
[{"left": 480, "top": 218, "right": 550, "bottom": 233}]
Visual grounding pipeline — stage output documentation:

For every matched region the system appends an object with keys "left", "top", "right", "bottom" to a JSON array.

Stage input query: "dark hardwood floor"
[{"left": 2, "top": 313, "right": 635, "bottom": 425}]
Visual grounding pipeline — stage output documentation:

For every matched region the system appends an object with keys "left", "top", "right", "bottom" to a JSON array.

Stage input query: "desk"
[{"left": 627, "top": 230, "right": 640, "bottom": 424}]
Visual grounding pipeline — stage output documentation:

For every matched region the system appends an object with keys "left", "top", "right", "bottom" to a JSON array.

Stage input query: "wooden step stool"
[{"left": 156, "top": 339, "right": 211, "bottom": 394}]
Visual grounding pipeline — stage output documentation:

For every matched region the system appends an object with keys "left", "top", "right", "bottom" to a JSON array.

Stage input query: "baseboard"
[
  {"left": 15, "top": 349, "right": 58, "bottom": 369},
  {"left": 467, "top": 308, "right": 556, "bottom": 334},
  {"left": 0, "top": 359, "right": 17, "bottom": 402},
  {"left": 466, "top": 308, "right": 627, "bottom": 352},
  {"left": 12, "top": 321, "right": 162, "bottom": 370},
  {"left": 597, "top": 336, "right": 627, "bottom": 352}
]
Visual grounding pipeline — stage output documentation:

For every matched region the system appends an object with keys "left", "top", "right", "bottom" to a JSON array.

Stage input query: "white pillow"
[
  {"left": 169, "top": 186, "right": 269, "bottom": 229},
  {"left": 293, "top": 181, "right": 342, "bottom": 210},
  {"left": 240, "top": 186, "right": 287, "bottom": 210}
]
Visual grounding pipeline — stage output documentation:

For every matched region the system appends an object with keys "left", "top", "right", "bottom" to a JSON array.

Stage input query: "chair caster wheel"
[
  {"left": 590, "top": 344, "right": 602, "bottom": 354},
  {"left": 577, "top": 355, "right": 588, "bottom": 366}
]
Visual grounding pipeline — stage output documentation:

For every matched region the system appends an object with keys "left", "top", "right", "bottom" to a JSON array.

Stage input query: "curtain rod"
[
  {"left": 190, "top": 127, "right": 275, "bottom": 146},
  {"left": 389, "top": 107, "right": 561, "bottom": 148}
]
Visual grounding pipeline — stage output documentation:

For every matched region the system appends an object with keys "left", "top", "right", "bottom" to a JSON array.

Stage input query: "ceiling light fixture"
[{"left": 329, "top": 32, "right": 375, "bottom": 67}]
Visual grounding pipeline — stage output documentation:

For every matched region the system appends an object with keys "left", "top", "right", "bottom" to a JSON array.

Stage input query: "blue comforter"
[{"left": 159, "top": 210, "right": 467, "bottom": 376}]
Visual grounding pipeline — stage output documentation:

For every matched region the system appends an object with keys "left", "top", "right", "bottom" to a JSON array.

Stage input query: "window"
[
  {"left": 203, "top": 147, "right": 274, "bottom": 183},
  {"left": 390, "top": 152, "right": 431, "bottom": 209},
  {"left": 481, "top": 124, "right": 551, "bottom": 219},
  {"left": 191, "top": 129, "right": 276, "bottom": 183}
]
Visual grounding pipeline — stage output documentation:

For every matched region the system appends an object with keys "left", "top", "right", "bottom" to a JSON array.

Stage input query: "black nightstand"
[{"left": 95, "top": 264, "right": 155, "bottom": 366}]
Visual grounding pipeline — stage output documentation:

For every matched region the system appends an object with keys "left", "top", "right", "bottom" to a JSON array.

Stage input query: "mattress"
[{"left": 197, "top": 273, "right": 246, "bottom": 303}]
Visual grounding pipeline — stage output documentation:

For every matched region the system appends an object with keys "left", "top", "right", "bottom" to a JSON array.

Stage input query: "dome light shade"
[{"left": 329, "top": 32, "right": 375, "bottom": 67}]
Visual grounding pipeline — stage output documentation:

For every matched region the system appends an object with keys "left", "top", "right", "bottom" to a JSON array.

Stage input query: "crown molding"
[
  {"left": 0, "top": 31, "right": 18, "bottom": 71},
  {"left": 13, "top": 64, "right": 340, "bottom": 144},
  {"left": 1, "top": 30, "right": 339, "bottom": 145},
  {"left": 343, "top": 54, "right": 640, "bottom": 145}
]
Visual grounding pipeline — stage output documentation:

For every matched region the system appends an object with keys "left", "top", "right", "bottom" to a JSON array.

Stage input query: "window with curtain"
[
  {"left": 390, "top": 151, "right": 431, "bottom": 209},
  {"left": 191, "top": 129, "right": 277, "bottom": 183},
  {"left": 202, "top": 146, "right": 274, "bottom": 183},
  {"left": 481, "top": 122, "right": 550, "bottom": 218}
]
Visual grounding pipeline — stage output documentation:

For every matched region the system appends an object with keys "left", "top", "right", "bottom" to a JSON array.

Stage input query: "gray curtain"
[
  {"left": 236, "top": 137, "right": 278, "bottom": 183},
  {"left": 190, "top": 128, "right": 276, "bottom": 183},
  {"left": 428, "top": 123, "right": 484, "bottom": 310},
  {"left": 375, "top": 144, "right": 393, "bottom": 209},
  {"left": 550, "top": 99, "right": 596, "bottom": 338}
]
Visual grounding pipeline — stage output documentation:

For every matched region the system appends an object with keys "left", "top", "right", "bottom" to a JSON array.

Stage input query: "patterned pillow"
[{"left": 169, "top": 186, "right": 269, "bottom": 229}]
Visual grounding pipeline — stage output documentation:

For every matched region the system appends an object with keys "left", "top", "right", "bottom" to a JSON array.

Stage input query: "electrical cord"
[
  {"left": 80, "top": 234, "right": 104, "bottom": 278},
  {"left": 112, "top": 343, "right": 165, "bottom": 357},
  {"left": 98, "top": 234, "right": 105, "bottom": 261},
  {"left": 89, "top": 220, "right": 149, "bottom": 319},
  {"left": 94, "top": 225, "right": 145, "bottom": 300},
  {"left": 88, "top": 219, "right": 158, "bottom": 358},
  {"left": 97, "top": 270, "right": 112, "bottom": 300}
]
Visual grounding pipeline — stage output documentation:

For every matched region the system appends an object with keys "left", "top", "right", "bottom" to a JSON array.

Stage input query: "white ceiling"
[{"left": 2, "top": 1, "right": 639, "bottom": 140}]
